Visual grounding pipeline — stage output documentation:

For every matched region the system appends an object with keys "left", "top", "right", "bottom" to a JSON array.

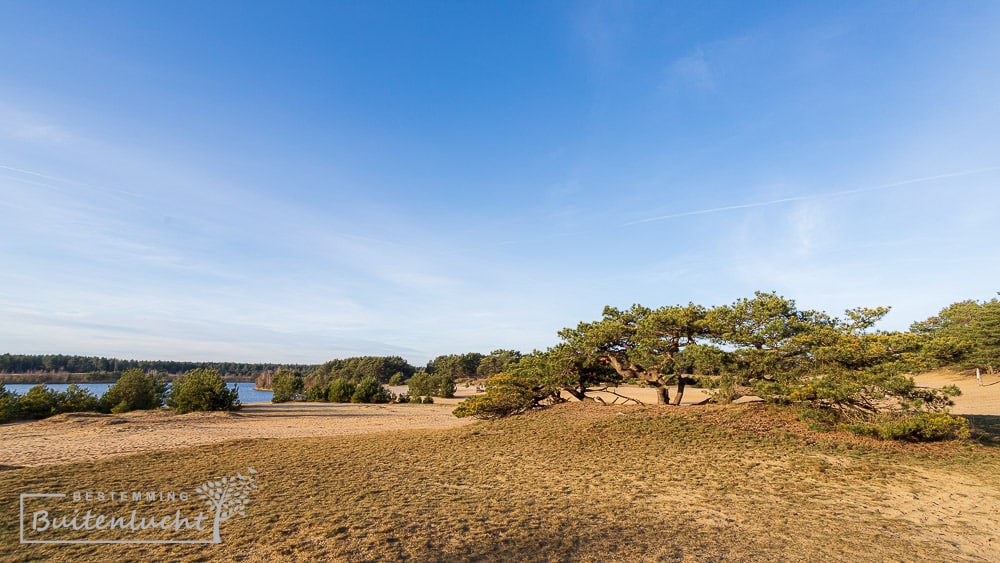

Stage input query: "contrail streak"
[
  {"left": 621, "top": 166, "right": 1000, "bottom": 227},
  {"left": 0, "top": 163, "right": 142, "bottom": 199}
]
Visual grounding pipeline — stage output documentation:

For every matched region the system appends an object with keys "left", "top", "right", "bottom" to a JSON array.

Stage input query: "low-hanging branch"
[{"left": 588, "top": 386, "right": 645, "bottom": 406}]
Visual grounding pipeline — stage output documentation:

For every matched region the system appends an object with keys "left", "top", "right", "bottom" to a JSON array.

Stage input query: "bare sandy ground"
[
  {"left": 570, "top": 385, "right": 716, "bottom": 405},
  {"left": 1, "top": 372, "right": 995, "bottom": 469},
  {"left": 0, "top": 402, "right": 473, "bottom": 468},
  {"left": 587, "top": 369, "right": 1000, "bottom": 413},
  {"left": 912, "top": 368, "right": 1000, "bottom": 415}
]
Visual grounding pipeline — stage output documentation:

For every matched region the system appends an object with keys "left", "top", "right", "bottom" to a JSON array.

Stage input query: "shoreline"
[{"left": 1, "top": 371, "right": 993, "bottom": 469}]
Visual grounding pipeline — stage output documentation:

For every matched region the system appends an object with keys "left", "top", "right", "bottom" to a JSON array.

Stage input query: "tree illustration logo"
[{"left": 194, "top": 467, "right": 259, "bottom": 543}]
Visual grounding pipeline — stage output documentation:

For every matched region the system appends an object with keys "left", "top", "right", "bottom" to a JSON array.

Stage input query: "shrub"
[
  {"left": 0, "top": 383, "right": 19, "bottom": 423},
  {"left": 59, "top": 384, "right": 100, "bottom": 413},
  {"left": 840, "top": 412, "right": 970, "bottom": 441},
  {"left": 2, "top": 384, "right": 99, "bottom": 421},
  {"left": 326, "top": 378, "right": 356, "bottom": 403},
  {"left": 351, "top": 376, "right": 391, "bottom": 404},
  {"left": 17, "top": 384, "right": 61, "bottom": 419},
  {"left": 407, "top": 372, "right": 456, "bottom": 398},
  {"left": 405, "top": 372, "right": 431, "bottom": 396},
  {"left": 271, "top": 371, "right": 304, "bottom": 403},
  {"left": 388, "top": 372, "right": 406, "bottom": 386},
  {"left": 439, "top": 376, "right": 456, "bottom": 399},
  {"left": 167, "top": 368, "right": 241, "bottom": 414},
  {"left": 100, "top": 369, "right": 167, "bottom": 413},
  {"left": 305, "top": 381, "right": 328, "bottom": 402},
  {"left": 422, "top": 396, "right": 434, "bottom": 404},
  {"left": 453, "top": 373, "right": 546, "bottom": 419}
]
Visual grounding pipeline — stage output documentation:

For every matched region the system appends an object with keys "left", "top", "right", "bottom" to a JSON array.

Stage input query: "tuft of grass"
[
  {"left": 840, "top": 412, "right": 970, "bottom": 442},
  {"left": 1, "top": 403, "right": 998, "bottom": 561}
]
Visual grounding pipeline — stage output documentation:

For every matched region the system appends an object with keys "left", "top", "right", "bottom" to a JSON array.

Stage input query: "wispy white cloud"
[
  {"left": 0, "top": 104, "right": 75, "bottom": 145},
  {"left": 0, "top": 105, "right": 553, "bottom": 363},
  {"left": 621, "top": 166, "right": 1000, "bottom": 227},
  {"left": 664, "top": 48, "right": 715, "bottom": 92},
  {"left": 3, "top": 3, "right": 999, "bottom": 365},
  {"left": 787, "top": 201, "right": 826, "bottom": 257},
  {"left": 571, "top": 0, "right": 634, "bottom": 69}
]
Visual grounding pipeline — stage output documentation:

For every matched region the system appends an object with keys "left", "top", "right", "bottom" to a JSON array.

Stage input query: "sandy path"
[
  {"left": 0, "top": 402, "right": 473, "bottom": 468},
  {"left": 912, "top": 369, "right": 1000, "bottom": 415},
  {"left": 598, "top": 370, "right": 1000, "bottom": 414}
]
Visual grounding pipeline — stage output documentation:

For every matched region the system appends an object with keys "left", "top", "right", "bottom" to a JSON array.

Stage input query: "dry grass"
[{"left": 2, "top": 402, "right": 999, "bottom": 562}]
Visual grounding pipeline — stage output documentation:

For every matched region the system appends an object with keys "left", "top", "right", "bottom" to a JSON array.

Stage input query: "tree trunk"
[
  {"left": 671, "top": 377, "right": 686, "bottom": 406},
  {"left": 655, "top": 385, "right": 670, "bottom": 405},
  {"left": 212, "top": 508, "right": 223, "bottom": 543}
]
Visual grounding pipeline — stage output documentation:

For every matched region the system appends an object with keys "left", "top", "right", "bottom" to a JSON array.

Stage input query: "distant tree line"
[
  {"left": 0, "top": 354, "right": 319, "bottom": 381},
  {"left": 264, "top": 350, "right": 526, "bottom": 404},
  {"left": 260, "top": 356, "right": 417, "bottom": 405},
  {"left": 303, "top": 356, "right": 416, "bottom": 389},
  {"left": 2, "top": 348, "right": 527, "bottom": 389},
  {"left": 425, "top": 350, "right": 523, "bottom": 382}
]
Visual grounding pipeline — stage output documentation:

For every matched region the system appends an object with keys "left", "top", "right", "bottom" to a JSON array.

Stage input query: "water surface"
[{"left": 4, "top": 381, "right": 273, "bottom": 404}]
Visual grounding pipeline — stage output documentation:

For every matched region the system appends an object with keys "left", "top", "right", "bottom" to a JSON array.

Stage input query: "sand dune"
[{"left": 1, "top": 372, "right": 995, "bottom": 469}]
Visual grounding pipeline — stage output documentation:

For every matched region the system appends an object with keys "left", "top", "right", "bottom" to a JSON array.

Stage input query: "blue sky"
[{"left": 1, "top": 1, "right": 998, "bottom": 365}]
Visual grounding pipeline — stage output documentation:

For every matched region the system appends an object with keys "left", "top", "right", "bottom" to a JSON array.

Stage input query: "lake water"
[{"left": 3, "top": 381, "right": 274, "bottom": 404}]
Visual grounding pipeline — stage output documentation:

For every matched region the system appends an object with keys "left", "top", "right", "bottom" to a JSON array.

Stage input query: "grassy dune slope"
[{"left": 2, "top": 403, "right": 999, "bottom": 562}]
